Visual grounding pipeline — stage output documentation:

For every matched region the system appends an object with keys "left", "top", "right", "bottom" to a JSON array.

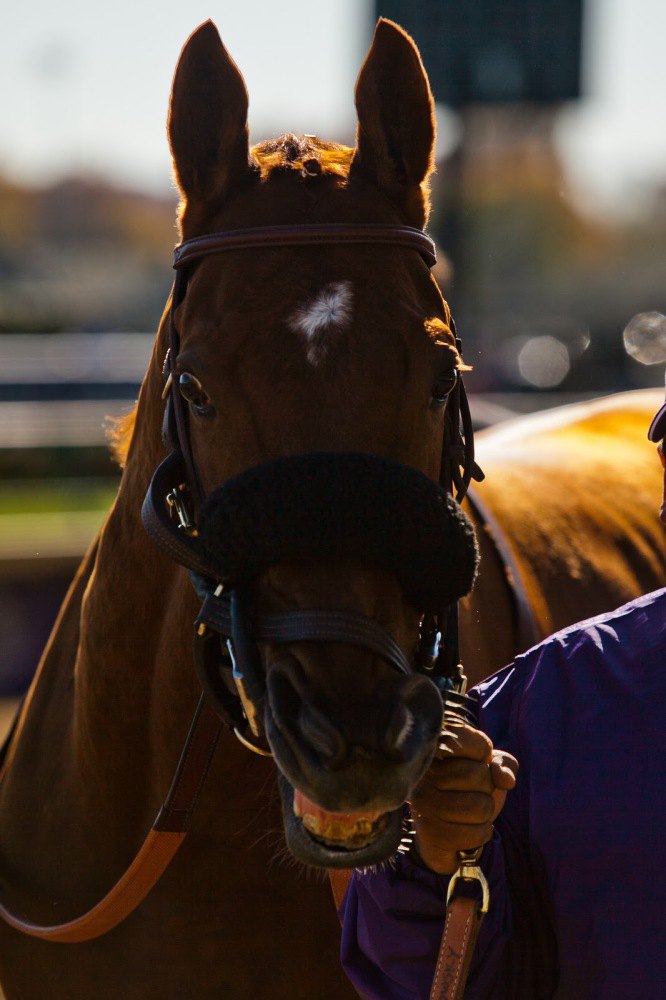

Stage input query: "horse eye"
[
  {"left": 432, "top": 368, "right": 458, "bottom": 406},
  {"left": 178, "top": 373, "right": 214, "bottom": 416}
]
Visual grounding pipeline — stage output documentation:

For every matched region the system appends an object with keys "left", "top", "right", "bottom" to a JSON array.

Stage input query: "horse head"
[{"left": 145, "top": 19, "right": 479, "bottom": 868}]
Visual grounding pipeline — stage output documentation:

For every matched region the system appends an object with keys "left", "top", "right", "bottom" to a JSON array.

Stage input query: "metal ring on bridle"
[{"left": 232, "top": 728, "right": 274, "bottom": 757}]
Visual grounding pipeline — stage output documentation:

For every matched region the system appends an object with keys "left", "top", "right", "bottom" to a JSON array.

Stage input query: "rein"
[{"left": 0, "top": 221, "right": 491, "bottom": 989}]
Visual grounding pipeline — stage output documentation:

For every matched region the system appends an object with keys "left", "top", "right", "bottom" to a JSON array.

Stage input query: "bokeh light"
[
  {"left": 622, "top": 312, "right": 666, "bottom": 365},
  {"left": 517, "top": 336, "right": 571, "bottom": 388}
]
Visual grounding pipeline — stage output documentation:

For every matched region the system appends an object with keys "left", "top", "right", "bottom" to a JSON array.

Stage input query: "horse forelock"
[
  {"left": 246, "top": 132, "right": 432, "bottom": 224},
  {"left": 251, "top": 134, "right": 354, "bottom": 182}
]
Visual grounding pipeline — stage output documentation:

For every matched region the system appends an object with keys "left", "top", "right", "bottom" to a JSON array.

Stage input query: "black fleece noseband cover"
[{"left": 197, "top": 453, "right": 479, "bottom": 612}]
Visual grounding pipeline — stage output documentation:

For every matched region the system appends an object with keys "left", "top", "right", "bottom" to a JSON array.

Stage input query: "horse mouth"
[
  {"left": 294, "top": 788, "right": 390, "bottom": 849},
  {"left": 278, "top": 776, "right": 403, "bottom": 868}
]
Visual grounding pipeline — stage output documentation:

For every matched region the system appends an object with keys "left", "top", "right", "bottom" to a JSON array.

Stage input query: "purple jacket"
[{"left": 340, "top": 589, "right": 666, "bottom": 999}]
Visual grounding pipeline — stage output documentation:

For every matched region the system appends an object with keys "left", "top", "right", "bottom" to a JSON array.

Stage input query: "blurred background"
[{"left": 1, "top": 0, "right": 665, "bottom": 697}]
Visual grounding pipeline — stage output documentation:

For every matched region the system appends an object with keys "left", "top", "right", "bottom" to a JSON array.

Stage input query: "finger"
[
  {"left": 411, "top": 789, "right": 495, "bottom": 826},
  {"left": 414, "top": 815, "right": 494, "bottom": 856},
  {"left": 436, "top": 723, "right": 493, "bottom": 764},
  {"left": 490, "top": 786, "right": 508, "bottom": 823},
  {"left": 416, "top": 758, "right": 495, "bottom": 795},
  {"left": 489, "top": 750, "right": 519, "bottom": 791}
]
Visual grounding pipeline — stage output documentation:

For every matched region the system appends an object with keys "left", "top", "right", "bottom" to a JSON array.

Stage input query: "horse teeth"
[
  {"left": 302, "top": 814, "right": 374, "bottom": 839},
  {"left": 302, "top": 813, "right": 318, "bottom": 833}
]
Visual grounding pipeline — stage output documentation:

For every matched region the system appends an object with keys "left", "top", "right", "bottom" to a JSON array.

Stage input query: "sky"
[{"left": 1, "top": 0, "right": 665, "bottom": 215}]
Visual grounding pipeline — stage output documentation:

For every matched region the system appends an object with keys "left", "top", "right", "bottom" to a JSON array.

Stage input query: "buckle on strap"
[
  {"left": 446, "top": 847, "right": 490, "bottom": 915},
  {"left": 166, "top": 483, "right": 198, "bottom": 536}
]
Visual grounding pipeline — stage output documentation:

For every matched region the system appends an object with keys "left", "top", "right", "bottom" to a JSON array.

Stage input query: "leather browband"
[{"left": 173, "top": 223, "right": 437, "bottom": 270}]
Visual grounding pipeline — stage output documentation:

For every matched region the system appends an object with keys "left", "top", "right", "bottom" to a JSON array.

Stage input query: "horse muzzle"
[
  {"left": 190, "top": 452, "right": 479, "bottom": 865},
  {"left": 265, "top": 650, "right": 444, "bottom": 867},
  {"left": 143, "top": 449, "right": 479, "bottom": 865}
]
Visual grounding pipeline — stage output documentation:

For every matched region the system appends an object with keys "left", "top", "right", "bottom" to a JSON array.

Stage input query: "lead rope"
[
  {"left": 0, "top": 695, "right": 222, "bottom": 941},
  {"left": 429, "top": 853, "right": 488, "bottom": 1000},
  {"left": 426, "top": 331, "right": 488, "bottom": 1000}
]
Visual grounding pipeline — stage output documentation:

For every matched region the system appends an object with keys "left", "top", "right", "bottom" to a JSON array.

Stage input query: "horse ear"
[
  {"left": 168, "top": 21, "right": 251, "bottom": 217},
  {"left": 349, "top": 19, "right": 435, "bottom": 227}
]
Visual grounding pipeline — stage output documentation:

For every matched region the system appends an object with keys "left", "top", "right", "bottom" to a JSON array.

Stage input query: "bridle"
[{"left": 142, "top": 220, "right": 484, "bottom": 752}]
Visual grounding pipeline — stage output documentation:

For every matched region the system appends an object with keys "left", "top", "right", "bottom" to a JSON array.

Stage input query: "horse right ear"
[
  {"left": 349, "top": 19, "right": 435, "bottom": 228},
  {"left": 169, "top": 21, "right": 251, "bottom": 223}
]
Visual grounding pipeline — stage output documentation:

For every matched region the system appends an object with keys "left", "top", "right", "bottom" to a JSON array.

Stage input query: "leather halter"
[
  {"left": 148, "top": 220, "right": 481, "bottom": 748},
  {"left": 0, "top": 220, "right": 483, "bottom": 947}
]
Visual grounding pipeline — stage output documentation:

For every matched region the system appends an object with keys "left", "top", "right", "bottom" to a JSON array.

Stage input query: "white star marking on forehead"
[{"left": 288, "top": 281, "right": 354, "bottom": 366}]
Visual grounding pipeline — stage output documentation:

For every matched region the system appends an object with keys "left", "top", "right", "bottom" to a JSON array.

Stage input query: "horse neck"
[
  {"left": 0, "top": 366, "right": 213, "bottom": 926},
  {"left": 6, "top": 321, "right": 200, "bottom": 837},
  {"left": 72, "top": 330, "right": 203, "bottom": 804}
]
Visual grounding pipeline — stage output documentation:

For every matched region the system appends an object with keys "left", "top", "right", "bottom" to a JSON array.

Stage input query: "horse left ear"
[
  {"left": 349, "top": 19, "right": 435, "bottom": 228},
  {"left": 168, "top": 21, "right": 251, "bottom": 225}
]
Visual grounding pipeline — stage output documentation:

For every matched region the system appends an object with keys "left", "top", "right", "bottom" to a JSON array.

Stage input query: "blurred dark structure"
[
  {"left": 0, "top": 175, "right": 172, "bottom": 695},
  {"left": 377, "top": 0, "right": 583, "bottom": 105},
  {"left": 373, "top": 1, "right": 665, "bottom": 397},
  {"left": 0, "top": 568, "right": 78, "bottom": 694},
  {"left": 0, "top": 176, "right": 176, "bottom": 332}
]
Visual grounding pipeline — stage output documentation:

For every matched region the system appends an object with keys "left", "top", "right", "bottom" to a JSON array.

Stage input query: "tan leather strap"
[
  {"left": 328, "top": 868, "right": 353, "bottom": 913},
  {"left": 429, "top": 894, "right": 484, "bottom": 1000},
  {"left": 327, "top": 864, "right": 484, "bottom": 999},
  {"left": 0, "top": 829, "right": 186, "bottom": 942},
  {"left": 0, "top": 695, "right": 222, "bottom": 942}
]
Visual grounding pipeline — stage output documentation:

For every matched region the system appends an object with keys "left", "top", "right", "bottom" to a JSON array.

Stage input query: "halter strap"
[{"left": 0, "top": 695, "right": 221, "bottom": 942}]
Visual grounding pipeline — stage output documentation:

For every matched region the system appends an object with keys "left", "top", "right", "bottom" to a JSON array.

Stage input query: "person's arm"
[
  {"left": 339, "top": 724, "right": 517, "bottom": 1000},
  {"left": 340, "top": 831, "right": 512, "bottom": 1000}
]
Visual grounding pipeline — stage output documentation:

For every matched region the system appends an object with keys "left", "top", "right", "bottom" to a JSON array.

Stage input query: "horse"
[
  {"left": 460, "top": 388, "right": 665, "bottom": 684},
  {"left": 0, "top": 19, "right": 663, "bottom": 999}
]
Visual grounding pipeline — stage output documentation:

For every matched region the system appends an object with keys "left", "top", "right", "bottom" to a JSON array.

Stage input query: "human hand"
[{"left": 408, "top": 722, "right": 518, "bottom": 874}]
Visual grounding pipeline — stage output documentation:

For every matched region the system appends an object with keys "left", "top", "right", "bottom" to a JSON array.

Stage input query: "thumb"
[{"left": 489, "top": 749, "right": 518, "bottom": 791}]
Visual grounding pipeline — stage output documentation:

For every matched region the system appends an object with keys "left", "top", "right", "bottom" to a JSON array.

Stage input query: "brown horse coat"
[{"left": 461, "top": 390, "right": 665, "bottom": 685}]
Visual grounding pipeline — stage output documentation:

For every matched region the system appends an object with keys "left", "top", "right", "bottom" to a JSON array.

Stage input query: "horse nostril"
[
  {"left": 384, "top": 676, "right": 443, "bottom": 760},
  {"left": 384, "top": 704, "right": 416, "bottom": 756},
  {"left": 298, "top": 702, "right": 347, "bottom": 768},
  {"left": 266, "top": 655, "right": 348, "bottom": 768}
]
